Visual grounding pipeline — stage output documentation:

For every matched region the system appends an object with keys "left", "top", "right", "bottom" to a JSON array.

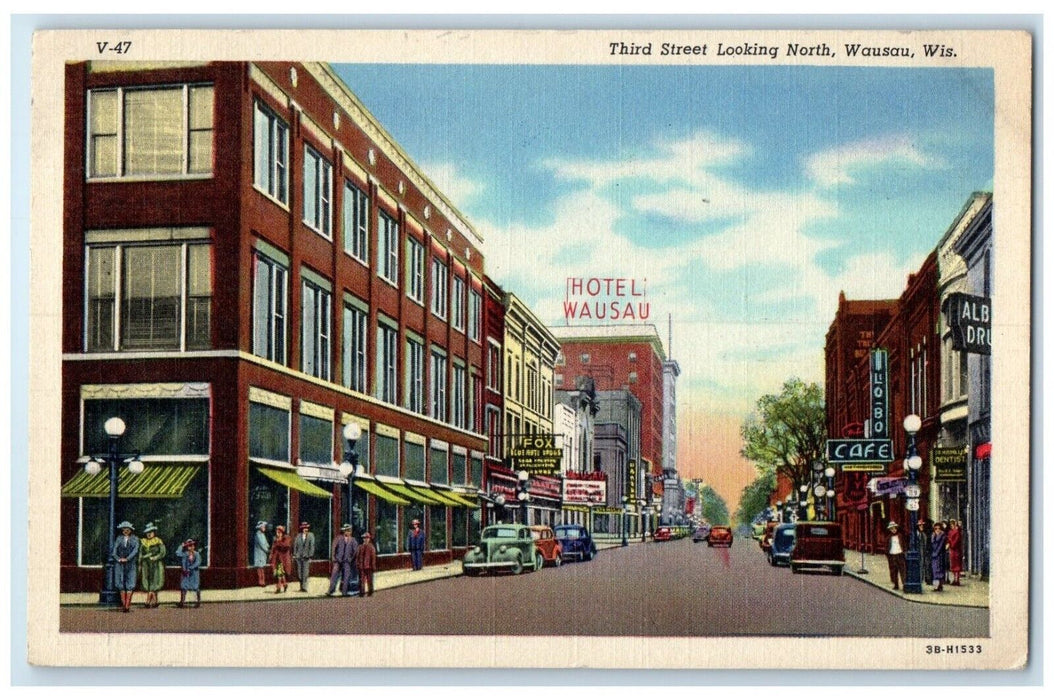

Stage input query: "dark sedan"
[{"left": 554, "top": 524, "right": 597, "bottom": 562}]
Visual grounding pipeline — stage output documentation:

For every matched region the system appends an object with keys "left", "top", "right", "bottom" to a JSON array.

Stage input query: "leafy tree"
[
  {"left": 735, "top": 472, "right": 776, "bottom": 525},
  {"left": 697, "top": 484, "right": 729, "bottom": 525},
  {"left": 740, "top": 377, "right": 827, "bottom": 492}
]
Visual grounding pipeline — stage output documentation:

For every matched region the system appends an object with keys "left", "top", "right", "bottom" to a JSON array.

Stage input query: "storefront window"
[
  {"left": 428, "top": 505, "right": 447, "bottom": 550},
  {"left": 469, "top": 457, "right": 483, "bottom": 487},
  {"left": 402, "top": 504, "right": 424, "bottom": 551},
  {"left": 452, "top": 452, "right": 468, "bottom": 484},
  {"left": 375, "top": 499, "right": 398, "bottom": 555},
  {"left": 84, "top": 398, "right": 209, "bottom": 455},
  {"left": 429, "top": 446, "right": 448, "bottom": 484},
  {"left": 299, "top": 414, "right": 332, "bottom": 465},
  {"left": 298, "top": 493, "right": 331, "bottom": 559},
  {"left": 452, "top": 508, "right": 467, "bottom": 548},
  {"left": 375, "top": 434, "right": 399, "bottom": 477},
  {"left": 350, "top": 487, "right": 369, "bottom": 540},
  {"left": 405, "top": 442, "right": 426, "bottom": 481},
  {"left": 249, "top": 402, "right": 289, "bottom": 461},
  {"left": 248, "top": 466, "right": 289, "bottom": 565},
  {"left": 468, "top": 507, "right": 481, "bottom": 546}
]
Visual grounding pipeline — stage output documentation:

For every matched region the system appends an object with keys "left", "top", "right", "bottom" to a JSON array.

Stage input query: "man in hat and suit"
[
  {"left": 111, "top": 521, "right": 140, "bottom": 612},
  {"left": 407, "top": 518, "right": 426, "bottom": 571},
  {"left": 293, "top": 521, "right": 316, "bottom": 592},
  {"left": 327, "top": 524, "right": 359, "bottom": 596},
  {"left": 885, "top": 521, "right": 907, "bottom": 591},
  {"left": 356, "top": 532, "right": 378, "bottom": 597}
]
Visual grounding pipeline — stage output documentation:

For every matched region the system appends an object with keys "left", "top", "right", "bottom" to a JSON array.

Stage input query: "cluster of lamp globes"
[{"left": 82, "top": 417, "right": 145, "bottom": 476}]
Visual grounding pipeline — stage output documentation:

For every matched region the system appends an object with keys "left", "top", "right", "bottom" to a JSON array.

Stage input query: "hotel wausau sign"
[
  {"left": 945, "top": 292, "right": 992, "bottom": 355},
  {"left": 508, "top": 434, "right": 562, "bottom": 475}
]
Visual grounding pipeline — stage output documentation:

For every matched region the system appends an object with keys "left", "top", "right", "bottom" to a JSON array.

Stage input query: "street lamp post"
[
  {"left": 338, "top": 422, "right": 363, "bottom": 534},
  {"left": 775, "top": 501, "right": 782, "bottom": 523},
  {"left": 640, "top": 500, "right": 647, "bottom": 543},
  {"left": 82, "top": 417, "right": 144, "bottom": 606},
  {"left": 903, "top": 414, "right": 924, "bottom": 594},
  {"left": 516, "top": 470, "right": 530, "bottom": 525},
  {"left": 799, "top": 484, "right": 809, "bottom": 521},
  {"left": 824, "top": 465, "right": 837, "bottom": 520},
  {"left": 621, "top": 497, "right": 629, "bottom": 547}
]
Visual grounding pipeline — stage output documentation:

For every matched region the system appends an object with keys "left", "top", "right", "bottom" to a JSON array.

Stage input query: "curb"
[{"left": 842, "top": 568, "right": 989, "bottom": 609}]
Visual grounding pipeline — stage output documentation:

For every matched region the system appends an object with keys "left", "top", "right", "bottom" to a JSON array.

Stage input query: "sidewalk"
[
  {"left": 841, "top": 549, "right": 989, "bottom": 608},
  {"left": 61, "top": 538, "right": 636, "bottom": 607}
]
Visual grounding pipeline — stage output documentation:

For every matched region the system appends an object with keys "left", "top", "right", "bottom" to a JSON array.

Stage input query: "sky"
[{"left": 333, "top": 63, "right": 994, "bottom": 512}]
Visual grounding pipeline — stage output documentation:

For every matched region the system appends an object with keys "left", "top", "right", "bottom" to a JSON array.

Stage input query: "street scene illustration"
[{"left": 58, "top": 57, "right": 995, "bottom": 639}]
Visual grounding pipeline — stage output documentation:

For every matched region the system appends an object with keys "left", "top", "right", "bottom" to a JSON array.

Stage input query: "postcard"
[{"left": 27, "top": 27, "right": 1032, "bottom": 670}]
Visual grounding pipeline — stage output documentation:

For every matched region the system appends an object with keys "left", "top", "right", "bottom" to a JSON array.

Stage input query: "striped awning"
[
  {"left": 383, "top": 481, "right": 445, "bottom": 505},
  {"left": 256, "top": 467, "right": 333, "bottom": 499},
  {"left": 62, "top": 464, "right": 201, "bottom": 499},
  {"left": 354, "top": 477, "right": 412, "bottom": 506},
  {"left": 440, "top": 490, "right": 479, "bottom": 508}
]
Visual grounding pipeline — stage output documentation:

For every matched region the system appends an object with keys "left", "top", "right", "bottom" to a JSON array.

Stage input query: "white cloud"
[
  {"left": 805, "top": 135, "right": 945, "bottom": 189},
  {"left": 418, "top": 160, "right": 484, "bottom": 210}
]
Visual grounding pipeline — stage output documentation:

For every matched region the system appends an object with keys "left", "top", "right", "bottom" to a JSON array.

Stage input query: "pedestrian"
[
  {"left": 917, "top": 519, "right": 933, "bottom": 585},
  {"left": 885, "top": 521, "right": 907, "bottom": 591},
  {"left": 268, "top": 524, "right": 293, "bottom": 593},
  {"left": 110, "top": 521, "right": 139, "bottom": 613},
  {"left": 253, "top": 521, "right": 270, "bottom": 587},
  {"left": 137, "top": 522, "right": 167, "bottom": 609},
  {"left": 293, "top": 521, "right": 316, "bottom": 592},
  {"left": 175, "top": 539, "right": 201, "bottom": 608},
  {"left": 327, "top": 523, "right": 359, "bottom": 596},
  {"left": 930, "top": 520, "right": 947, "bottom": 591},
  {"left": 947, "top": 519, "right": 964, "bottom": 586},
  {"left": 407, "top": 518, "right": 425, "bottom": 571},
  {"left": 355, "top": 531, "right": 377, "bottom": 597}
]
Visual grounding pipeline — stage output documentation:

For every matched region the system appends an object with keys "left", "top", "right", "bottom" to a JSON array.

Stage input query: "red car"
[
  {"left": 529, "top": 526, "right": 563, "bottom": 567},
  {"left": 707, "top": 526, "right": 734, "bottom": 547},
  {"left": 790, "top": 521, "right": 844, "bottom": 575},
  {"left": 759, "top": 521, "right": 779, "bottom": 552},
  {"left": 653, "top": 526, "right": 673, "bottom": 542}
]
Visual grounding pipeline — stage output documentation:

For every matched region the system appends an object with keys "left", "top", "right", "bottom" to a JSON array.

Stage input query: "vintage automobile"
[
  {"left": 692, "top": 523, "right": 712, "bottom": 543},
  {"left": 653, "top": 526, "right": 673, "bottom": 542},
  {"left": 790, "top": 521, "right": 845, "bottom": 575},
  {"left": 767, "top": 523, "right": 797, "bottom": 567},
  {"left": 554, "top": 524, "right": 597, "bottom": 562},
  {"left": 529, "top": 525, "right": 564, "bottom": 566},
  {"left": 707, "top": 525, "right": 734, "bottom": 547},
  {"left": 463, "top": 524, "right": 542, "bottom": 575},
  {"left": 758, "top": 521, "right": 779, "bottom": 553}
]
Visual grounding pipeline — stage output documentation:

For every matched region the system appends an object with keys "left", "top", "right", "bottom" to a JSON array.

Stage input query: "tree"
[
  {"left": 740, "top": 377, "right": 827, "bottom": 492},
  {"left": 697, "top": 484, "right": 730, "bottom": 526},
  {"left": 735, "top": 472, "right": 776, "bottom": 525}
]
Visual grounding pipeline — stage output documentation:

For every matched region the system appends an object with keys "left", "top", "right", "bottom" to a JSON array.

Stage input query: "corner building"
[{"left": 61, "top": 61, "right": 487, "bottom": 591}]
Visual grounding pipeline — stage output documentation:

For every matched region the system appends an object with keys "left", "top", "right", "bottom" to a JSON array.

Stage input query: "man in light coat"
[{"left": 293, "top": 521, "right": 316, "bottom": 592}]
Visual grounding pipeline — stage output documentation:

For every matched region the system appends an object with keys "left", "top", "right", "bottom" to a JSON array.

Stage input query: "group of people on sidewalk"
[
  {"left": 109, "top": 521, "right": 202, "bottom": 612},
  {"left": 885, "top": 518, "right": 965, "bottom": 592}
]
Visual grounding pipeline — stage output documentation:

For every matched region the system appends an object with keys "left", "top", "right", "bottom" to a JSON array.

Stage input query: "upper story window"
[
  {"left": 253, "top": 100, "right": 288, "bottom": 203},
  {"left": 343, "top": 181, "right": 369, "bottom": 263},
  {"left": 452, "top": 276, "right": 466, "bottom": 331},
  {"left": 342, "top": 299, "right": 368, "bottom": 393},
  {"left": 431, "top": 258, "right": 449, "bottom": 320},
  {"left": 405, "top": 336, "right": 425, "bottom": 414},
  {"left": 302, "top": 145, "right": 333, "bottom": 238},
  {"left": 301, "top": 274, "right": 332, "bottom": 380},
  {"left": 252, "top": 249, "right": 288, "bottom": 364},
  {"left": 468, "top": 290, "right": 482, "bottom": 342},
  {"left": 89, "top": 84, "right": 214, "bottom": 180},
  {"left": 376, "top": 320, "right": 398, "bottom": 404},
  {"left": 430, "top": 348, "right": 448, "bottom": 422},
  {"left": 486, "top": 341, "right": 502, "bottom": 392},
  {"left": 378, "top": 211, "right": 399, "bottom": 285},
  {"left": 85, "top": 230, "right": 211, "bottom": 352},
  {"left": 406, "top": 237, "right": 424, "bottom": 304}
]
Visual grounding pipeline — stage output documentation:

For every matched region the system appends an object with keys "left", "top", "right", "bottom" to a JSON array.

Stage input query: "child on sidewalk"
[{"left": 175, "top": 539, "right": 202, "bottom": 608}]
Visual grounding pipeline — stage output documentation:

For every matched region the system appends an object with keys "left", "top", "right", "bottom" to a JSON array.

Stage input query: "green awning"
[
  {"left": 62, "top": 464, "right": 201, "bottom": 499},
  {"left": 418, "top": 487, "right": 463, "bottom": 507},
  {"left": 382, "top": 481, "right": 444, "bottom": 505},
  {"left": 440, "top": 490, "right": 479, "bottom": 508},
  {"left": 355, "top": 478, "right": 412, "bottom": 505},
  {"left": 257, "top": 467, "right": 333, "bottom": 499}
]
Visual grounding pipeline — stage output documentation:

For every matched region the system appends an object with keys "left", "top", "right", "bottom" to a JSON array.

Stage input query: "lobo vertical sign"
[{"left": 870, "top": 348, "right": 889, "bottom": 439}]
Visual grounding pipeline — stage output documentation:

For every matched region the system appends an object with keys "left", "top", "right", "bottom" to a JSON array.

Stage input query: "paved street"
[{"left": 61, "top": 538, "right": 988, "bottom": 637}]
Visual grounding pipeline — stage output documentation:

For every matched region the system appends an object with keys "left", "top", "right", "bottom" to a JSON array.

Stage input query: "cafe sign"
[
  {"left": 932, "top": 446, "right": 968, "bottom": 482},
  {"left": 945, "top": 292, "right": 992, "bottom": 355}
]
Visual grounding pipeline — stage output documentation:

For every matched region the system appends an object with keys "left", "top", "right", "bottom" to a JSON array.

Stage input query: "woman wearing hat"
[
  {"left": 253, "top": 521, "right": 270, "bottom": 587},
  {"left": 407, "top": 519, "right": 425, "bottom": 571},
  {"left": 175, "top": 539, "right": 202, "bottom": 608},
  {"left": 947, "top": 519, "right": 964, "bottom": 586},
  {"left": 110, "top": 521, "right": 139, "bottom": 612},
  {"left": 268, "top": 524, "right": 293, "bottom": 593},
  {"left": 138, "top": 522, "right": 167, "bottom": 609},
  {"left": 930, "top": 521, "right": 948, "bottom": 591}
]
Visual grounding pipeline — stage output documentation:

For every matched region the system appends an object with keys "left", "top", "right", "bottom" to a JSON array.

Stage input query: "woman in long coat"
[
  {"left": 916, "top": 519, "right": 933, "bottom": 585},
  {"left": 253, "top": 521, "right": 270, "bottom": 587},
  {"left": 268, "top": 525, "right": 293, "bottom": 593},
  {"left": 138, "top": 522, "right": 167, "bottom": 608},
  {"left": 111, "top": 521, "right": 140, "bottom": 613},
  {"left": 930, "top": 521, "right": 947, "bottom": 592},
  {"left": 175, "top": 539, "right": 202, "bottom": 608},
  {"left": 947, "top": 519, "right": 964, "bottom": 585}
]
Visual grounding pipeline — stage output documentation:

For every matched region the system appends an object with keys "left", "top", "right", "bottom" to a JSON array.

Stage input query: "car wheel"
[
  {"left": 707, "top": 542, "right": 713, "bottom": 547},
  {"left": 791, "top": 564, "right": 800, "bottom": 574},
  {"left": 534, "top": 553, "right": 544, "bottom": 571},
  {"left": 831, "top": 565, "right": 843, "bottom": 576},
  {"left": 509, "top": 554, "right": 523, "bottom": 575},
  {"left": 768, "top": 554, "right": 775, "bottom": 566},
  {"left": 553, "top": 552, "right": 562, "bottom": 567},
  {"left": 586, "top": 547, "right": 595, "bottom": 561}
]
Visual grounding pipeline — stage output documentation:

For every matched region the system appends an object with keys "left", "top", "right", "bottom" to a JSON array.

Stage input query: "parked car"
[
  {"left": 768, "top": 523, "right": 797, "bottom": 567},
  {"left": 554, "top": 524, "right": 597, "bottom": 562},
  {"left": 463, "top": 525, "right": 542, "bottom": 575},
  {"left": 529, "top": 525, "right": 563, "bottom": 566},
  {"left": 707, "top": 526, "right": 734, "bottom": 547},
  {"left": 692, "top": 524, "right": 712, "bottom": 543},
  {"left": 790, "top": 521, "right": 845, "bottom": 575},
  {"left": 759, "top": 521, "right": 779, "bottom": 552},
  {"left": 653, "top": 526, "right": 673, "bottom": 542}
]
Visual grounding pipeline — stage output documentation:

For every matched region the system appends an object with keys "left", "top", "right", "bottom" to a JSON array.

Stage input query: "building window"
[
  {"left": 406, "top": 237, "right": 425, "bottom": 303},
  {"left": 88, "top": 84, "right": 214, "bottom": 179},
  {"left": 556, "top": 351, "right": 565, "bottom": 366},
  {"left": 470, "top": 455, "right": 483, "bottom": 487},
  {"left": 430, "top": 445, "right": 449, "bottom": 484},
  {"left": 628, "top": 371, "right": 638, "bottom": 383},
  {"left": 376, "top": 323, "right": 398, "bottom": 404},
  {"left": 428, "top": 505, "right": 448, "bottom": 550},
  {"left": 374, "top": 432, "right": 399, "bottom": 478},
  {"left": 580, "top": 353, "right": 590, "bottom": 363},
  {"left": 301, "top": 278, "right": 331, "bottom": 380},
  {"left": 299, "top": 413, "right": 333, "bottom": 466},
  {"left": 468, "top": 290, "right": 482, "bottom": 342},
  {"left": 487, "top": 342, "right": 501, "bottom": 391},
  {"left": 452, "top": 276, "right": 466, "bottom": 331},
  {"left": 86, "top": 238, "right": 212, "bottom": 352},
  {"left": 252, "top": 99, "right": 288, "bottom": 203},
  {"left": 487, "top": 406, "right": 502, "bottom": 459},
  {"left": 377, "top": 211, "right": 399, "bottom": 285},
  {"left": 431, "top": 258, "right": 449, "bottom": 320},
  {"left": 252, "top": 251, "right": 287, "bottom": 364},
  {"left": 342, "top": 301, "right": 367, "bottom": 393},
  {"left": 405, "top": 441, "right": 426, "bottom": 481},
  {"left": 527, "top": 364, "right": 538, "bottom": 411},
  {"left": 959, "top": 349, "right": 969, "bottom": 398},
  {"left": 452, "top": 364, "right": 467, "bottom": 429},
  {"left": 302, "top": 145, "right": 333, "bottom": 238},
  {"left": 629, "top": 352, "right": 637, "bottom": 362},
  {"left": 343, "top": 181, "right": 369, "bottom": 263},
  {"left": 470, "top": 372, "right": 482, "bottom": 433},
  {"left": 430, "top": 349, "right": 447, "bottom": 422},
  {"left": 405, "top": 337, "right": 425, "bottom": 413}
]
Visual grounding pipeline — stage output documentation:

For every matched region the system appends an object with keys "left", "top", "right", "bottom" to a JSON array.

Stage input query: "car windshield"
[
  {"left": 556, "top": 527, "right": 582, "bottom": 537},
  {"left": 775, "top": 530, "right": 796, "bottom": 546},
  {"left": 483, "top": 527, "right": 519, "bottom": 539}
]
